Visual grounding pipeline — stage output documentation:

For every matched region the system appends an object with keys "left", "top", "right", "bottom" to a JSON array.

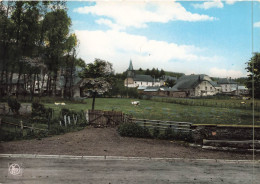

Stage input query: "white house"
[{"left": 124, "top": 60, "right": 160, "bottom": 88}]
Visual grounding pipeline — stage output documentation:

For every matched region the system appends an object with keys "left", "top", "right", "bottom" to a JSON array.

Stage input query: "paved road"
[{"left": 0, "top": 155, "right": 259, "bottom": 184}]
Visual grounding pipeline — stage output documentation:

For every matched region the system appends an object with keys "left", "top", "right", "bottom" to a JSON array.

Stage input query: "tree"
[
  {"left": 246, "top": 52, "right": 260, "bottom": 98},
  {"left": 164, "top": 79, "right": 176, "bottom": 88},
  {"left": 80, "top": 59, "right": 114, "bottom": 110},
  {"left": 42, "top": 5, "right": 71, "bottom": 96}
]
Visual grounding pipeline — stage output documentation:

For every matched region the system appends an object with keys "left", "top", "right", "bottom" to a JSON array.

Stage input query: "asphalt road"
[{"left": 0, "top": 155, "right": 259, "bottom": 184}]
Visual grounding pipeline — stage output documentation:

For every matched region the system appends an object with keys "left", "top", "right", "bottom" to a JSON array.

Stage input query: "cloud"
[
  {"left": 254, "top": 21, "right": 260, "bottom": 28},
  {"left": 225, "top": 0, "right": 236, "bottom": 5},
  {"left": 74, "top": 1, "right": 216, "bottom": 30},
  {"left": 209, "top": 67, "right": 245, "bottom": 78},
  {"left": 193, "top": 0, "right": 224, "bottom": 10},
  {"left": 75, "top": 29, "right": 222, "bottom": 74}
]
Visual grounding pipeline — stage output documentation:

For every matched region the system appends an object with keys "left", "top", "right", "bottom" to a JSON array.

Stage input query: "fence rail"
[
  {"left": 0, "top": 119, "right": 47, "bottom": 134},
  {"left": 129, "top": 118, "right": 192, "bottom": 132}
]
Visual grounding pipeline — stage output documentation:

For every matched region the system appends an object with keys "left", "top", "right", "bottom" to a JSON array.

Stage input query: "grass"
[
  {"left": 151, "top": 97, "right": 260, "bottom": 111},
  {"left": 43, "top": 98, "right": 260, "bottom": 126}
]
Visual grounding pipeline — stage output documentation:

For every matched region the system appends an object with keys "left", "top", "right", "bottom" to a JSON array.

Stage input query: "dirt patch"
[{"left": 0, "top": 127, "right": 258, "bottom": 160}]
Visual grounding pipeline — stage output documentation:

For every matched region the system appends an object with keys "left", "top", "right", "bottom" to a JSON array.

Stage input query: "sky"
[{"left": 67, "top": 0, "right": 260, "bottom": 78}]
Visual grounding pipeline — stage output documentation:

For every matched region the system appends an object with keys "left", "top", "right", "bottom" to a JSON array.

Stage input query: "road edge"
[{"left": 0, "top": 154, "right": 259, "bottom": 164}]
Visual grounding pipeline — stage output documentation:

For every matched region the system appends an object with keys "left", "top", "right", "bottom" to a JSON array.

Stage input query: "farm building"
[
  {"left": 142, "top": 86, "right": 187, "bottom": 98},
  {"left": 217, "top": 78, "right": 238, "bottom": 94},
  {"left": 172, "top": 74, "right": 221, "bottom": 97}
]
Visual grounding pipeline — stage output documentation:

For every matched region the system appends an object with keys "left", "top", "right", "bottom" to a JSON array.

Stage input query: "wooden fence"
[
  {"left": 129, "top": 118, "right": 192, "bottom": 133},
  {"left": 0, "top": 119, "right": 47, "bottom": 136},
  {"left": 87, "top": 110, "right": 128, "bottom": 127}
]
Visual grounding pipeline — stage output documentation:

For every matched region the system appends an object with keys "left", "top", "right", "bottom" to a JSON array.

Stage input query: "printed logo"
[{"left": 8, "top": 163, "right": 22, "bottom": 176}]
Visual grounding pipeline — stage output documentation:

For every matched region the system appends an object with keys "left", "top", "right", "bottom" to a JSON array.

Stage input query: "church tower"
[{"left": 127, "top": 59, "right": 135, "bottom": 77}]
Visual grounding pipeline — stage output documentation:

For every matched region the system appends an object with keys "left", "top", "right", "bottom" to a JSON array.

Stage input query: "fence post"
[
  {"left": 68, "top": 116, "right": 71, "bottom": 125},
  {"left": 31, "top": 124, "right": 34, "bottom": 133},
  {"left": 20, "top": 120, "right": 23, "bottom": 137}
]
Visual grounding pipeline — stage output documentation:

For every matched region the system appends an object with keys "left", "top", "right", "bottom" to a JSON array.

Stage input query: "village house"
[
  {"left": 124, "top": 60, "right": 161, "bottom": 87},
  {"left": 171, "top": 74, "right": 221, "bottom": 97},
  {"left": 217, "top": 78, "right": 238, "bottom": 94}
]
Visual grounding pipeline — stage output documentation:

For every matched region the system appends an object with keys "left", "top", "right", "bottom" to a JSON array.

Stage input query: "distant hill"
[
  {"left": 164, "top": 71, "right": 184, "bottom": 78},
  {"left": 133, "top": 69, "right": 184, "bottom": 79}
]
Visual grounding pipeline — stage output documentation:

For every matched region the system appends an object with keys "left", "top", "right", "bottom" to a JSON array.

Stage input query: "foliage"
[
  {"left": 7, "top": 98, "right": 21, "bottom": 114},
  {"left": 117, "top": 123, "right": 152, "bottom": 138},
  {"left": 152, "top": 127, "right": 160, "bottom": 138},
  {"left": 164, "top": 78, "right": 176, "bottom": 87},
  {"left": 0, "top": 1, "right": 80, "bottom": 98},
  {"left": 80, "top": 59, "right": 114, "bottom": 110},
  {"left": 31, "top": 102, "right": 53, "bottom": 125},
  {"left": 246, "top": 52, "right": 260, "bottom": 98}
]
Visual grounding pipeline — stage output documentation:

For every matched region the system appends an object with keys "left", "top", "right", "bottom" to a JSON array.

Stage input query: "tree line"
[{"left": 0, "top": 1, "right": 85, "bottom": 99}]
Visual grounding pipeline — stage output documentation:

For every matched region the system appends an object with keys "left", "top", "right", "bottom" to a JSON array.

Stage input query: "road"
[{"left": 0, "top": 155, "right": 259, "bottom": 184}]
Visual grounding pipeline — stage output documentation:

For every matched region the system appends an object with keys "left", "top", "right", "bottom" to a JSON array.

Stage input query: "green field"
[{"left": 44, "top": 98, "right": 260, "bottom": 126}]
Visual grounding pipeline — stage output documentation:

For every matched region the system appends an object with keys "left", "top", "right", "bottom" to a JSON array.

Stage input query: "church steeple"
[
  {"left": 128, "top": 59, "right": 134, "bottom": 71},
  {"left": 127, "top": 59, "right": 135, "bottom": 77}
]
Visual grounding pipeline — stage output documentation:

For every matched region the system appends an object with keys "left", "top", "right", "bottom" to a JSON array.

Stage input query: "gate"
[{"left": 87, "top": 110, "right": 125, "bottom": 127}]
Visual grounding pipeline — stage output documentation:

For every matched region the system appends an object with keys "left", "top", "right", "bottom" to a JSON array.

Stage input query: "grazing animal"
[{"left": 131, "top": 101, "right": 140, "bottom": 106}]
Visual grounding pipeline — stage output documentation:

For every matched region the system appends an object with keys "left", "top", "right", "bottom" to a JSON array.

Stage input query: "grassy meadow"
[{"left": 44, "top": 98, "right": 260, "bottom": 126}]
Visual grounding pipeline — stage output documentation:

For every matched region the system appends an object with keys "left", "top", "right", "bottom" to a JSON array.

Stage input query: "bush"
[
  {"left": 49, "top": 123, "right": 67, "bottom": 135},
  {"left": 117, "top": 123, "right": 152, "bottom": 138},
  {"left": 153, "top": 127, "right": 160, "bottom": 138},
  {"left": 7, "top": 98, "right": 21, "bottom": 114},
  {"left": 0, "top": 129, "right": 21, "bottom": 141}
]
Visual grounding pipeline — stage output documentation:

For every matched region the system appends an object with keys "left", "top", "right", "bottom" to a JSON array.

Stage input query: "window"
[
  {"left": 210, "top": 87, "right": 212, "bottom": 90},
  {"left": 205, "top": 87, "right": 207, "bottom": 90},
  {"left": 141, "top": 82, "right": 142, "bottom": 85}
]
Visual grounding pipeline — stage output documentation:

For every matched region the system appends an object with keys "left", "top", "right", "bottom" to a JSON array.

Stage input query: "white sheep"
[{"left": 131, "top": 101, "right": 140, "bottom": 106}]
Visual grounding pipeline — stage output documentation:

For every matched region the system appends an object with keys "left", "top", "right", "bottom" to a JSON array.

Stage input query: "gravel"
[{"left": 0, "top": 127, "right": 258, "bottom": 160}]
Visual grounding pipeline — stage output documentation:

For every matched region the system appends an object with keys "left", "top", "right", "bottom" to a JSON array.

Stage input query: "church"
[{"left": 124, "top": 60, "right": 161, "bottom": 88}]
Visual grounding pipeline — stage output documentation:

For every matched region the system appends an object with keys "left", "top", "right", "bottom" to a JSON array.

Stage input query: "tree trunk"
[
  {"left": 92, "top": 92, "right": 96, "bottom": 110},
  {"left": 40, "top": 73, "right": 45, "bottom": 97}
]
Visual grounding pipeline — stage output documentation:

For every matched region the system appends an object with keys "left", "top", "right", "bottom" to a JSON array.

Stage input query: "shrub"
[
  {"left": 117, "top": 123, "right": 152, "bottom": 138},
  {"left": 49, "top": 123, "right": 67, "bottom": 135},
  {"left": 32, "top": 102, "right": 46, "bottom": 116},
  {"left": 0, "top": 129, "right": 21, "bottom": 141},
  {"left": 161, "top": 127, "right": 174, "bottom": 140},
  {"left": 152, "top": 127, "right": 160, "bottom": 138},
  {"left": 31, "top": 102, "right": 53, "bottom": 124},
  {"left": 7, "top": 98, "right": 21, "bottom": 114}
]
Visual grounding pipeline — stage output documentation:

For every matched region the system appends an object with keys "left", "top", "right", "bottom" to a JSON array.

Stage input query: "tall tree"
[
  {"left": 80, "top": 59, "right": 114, "bottom": 110},
  {"left": 246, "top": 52, "right": 260, "bottom": 98},
  {"left": 42, "top": 5, "right": 71, "bottom": 96}
]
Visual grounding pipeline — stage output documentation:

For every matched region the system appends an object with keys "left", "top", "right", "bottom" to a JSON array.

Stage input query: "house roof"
[
  {"left": 137, "top": 86, "right": 147, "bottom": 90},
  {"left": 218, "top": 78, "right": 237, "bottom": 84},
  {"left": 173, "top": 74, "right": 213, "bottom": 90},
  {"left": 238, "top": 85, "right": 247, "bottom": 90},
  {"left": 160, "top": 75, "right": 177, "bottom": 81},
  {"left": 133, "top": 74, "right": 156, "bottom": 82},
  {"left": 209, "top": 81, "right": 221, "bottom": 87},
  {"left": 160, "top": 87, "right": 179, "bottom": 91},
  {"left": 144, "top": 86, "right": 160, "bottom": 92}
]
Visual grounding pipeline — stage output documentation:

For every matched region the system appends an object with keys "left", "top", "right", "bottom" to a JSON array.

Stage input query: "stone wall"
[
  {"left": 0, "top": 103, "right": 32, "bottom": 115},
  {"left": 192, "top": 124, "right": 260, "bottom": 144}
]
